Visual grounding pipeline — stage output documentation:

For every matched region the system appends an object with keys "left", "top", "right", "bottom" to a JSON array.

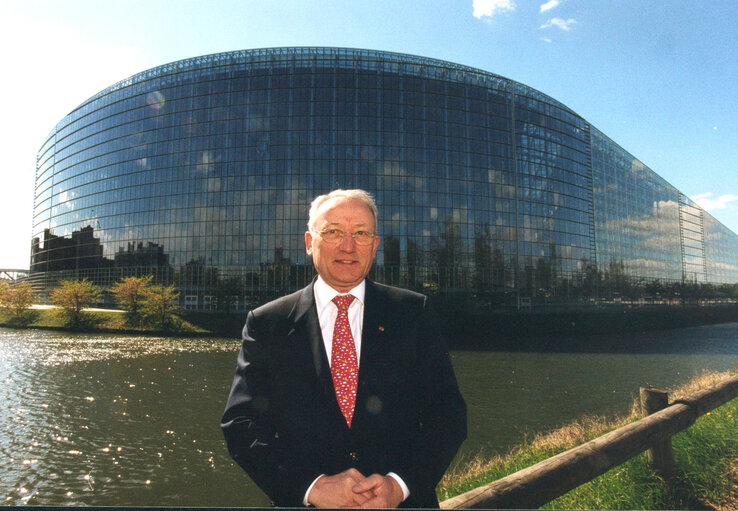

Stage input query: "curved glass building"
[{"left": 31, "top": 47, "right": 738, "bottom": 310}]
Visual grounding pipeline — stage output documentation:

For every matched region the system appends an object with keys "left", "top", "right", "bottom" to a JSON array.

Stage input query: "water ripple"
[
  {"left": 0, "top": 328, "right": 264, "bottom": 506},
  {"left": 1, "top": 325, "right": 735, "bottom": 506}
]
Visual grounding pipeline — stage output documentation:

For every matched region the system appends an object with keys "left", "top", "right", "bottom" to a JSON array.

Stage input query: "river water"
[{"left": 1, "top": 323, "right": 737, "bottom": 506}]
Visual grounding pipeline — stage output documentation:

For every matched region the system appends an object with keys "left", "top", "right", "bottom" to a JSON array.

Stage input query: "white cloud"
[
  {"left": 540, "top": 0, "right": 560, "bottom": 13},
  {"left": 541, "top": 37, "right": 553, "bottom": 43},
  {"left": 540, "top": 17, "right": 577, "bottom": 31},
  {"left": 473, "top": 0, "right": 516, "bottom": 19},
  {"left": 691, "top": 193, "right": 738, "bottom": 211},
  {"left": 691, "top": 192, "right": 711, "bottom": 201}
]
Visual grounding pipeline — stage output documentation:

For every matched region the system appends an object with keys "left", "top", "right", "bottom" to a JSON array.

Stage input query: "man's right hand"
[{"left": 307, "top": 468, "right": 372, "bottom": 508}]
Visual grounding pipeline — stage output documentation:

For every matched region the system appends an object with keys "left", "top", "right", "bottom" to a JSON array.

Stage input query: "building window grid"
[{"left": 31, "top": 49, "right": 738, "bottom": 307}]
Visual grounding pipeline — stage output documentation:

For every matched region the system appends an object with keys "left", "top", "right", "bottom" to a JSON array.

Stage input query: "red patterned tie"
[{"left": 331, "top": 294, "right": 358, "bottom": 428}]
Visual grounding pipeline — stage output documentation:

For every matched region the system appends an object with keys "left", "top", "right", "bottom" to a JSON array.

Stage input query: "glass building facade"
[{"left": 30, "top": 47, "right": 738, "bottom": 310}]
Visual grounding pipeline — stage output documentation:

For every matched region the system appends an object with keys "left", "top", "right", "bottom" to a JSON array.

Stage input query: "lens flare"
[{"left": 146, "top": 90, "right": 166, "bottom": 110}]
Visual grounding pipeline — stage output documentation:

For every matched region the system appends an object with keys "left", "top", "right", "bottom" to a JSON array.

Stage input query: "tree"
[
  {"left": 110, "top": 275, "right": 153, "bottom": 324},
  {"left": 141, "top": 284, "right": 180, "bottom": 329},
  {"left": 0, "top": 282, "right": 37, "bottom": 325},
  {"left": 50, "top": 279, "right": 102, "bottom": 328}
]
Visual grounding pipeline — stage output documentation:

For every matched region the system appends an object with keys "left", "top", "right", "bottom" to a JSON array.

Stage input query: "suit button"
[{"left": 349, "top": 451, "right": 359, "bottom": 461}]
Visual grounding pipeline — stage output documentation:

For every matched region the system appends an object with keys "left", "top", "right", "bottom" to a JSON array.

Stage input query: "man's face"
[{"left": 305, "top": 197, "right": 380, "bottom": 293}]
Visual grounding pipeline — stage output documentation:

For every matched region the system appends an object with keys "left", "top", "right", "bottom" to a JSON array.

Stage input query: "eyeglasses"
[{"left": 313, "top": 228, "right": 376, "bottom": 245}]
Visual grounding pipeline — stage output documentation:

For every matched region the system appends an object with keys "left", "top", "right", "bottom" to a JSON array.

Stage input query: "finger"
[
  {"left": 344, "top": 467, "right": 366, "bottom": 482},
  {"left": 347, "top": 492, "right": 371, "bottom": 506},
  {"left": 352, "top": 474, "right": 383, "bottom": 493}
]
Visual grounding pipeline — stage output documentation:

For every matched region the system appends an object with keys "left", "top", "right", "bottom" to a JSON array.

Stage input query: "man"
[{"left": 221, "top": 189, "right": 466, "bottom": 508}]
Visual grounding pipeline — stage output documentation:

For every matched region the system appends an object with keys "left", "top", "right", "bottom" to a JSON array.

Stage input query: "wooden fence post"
[
  {"left": 442, "top": 375, "right": 738, "bottom": 509},
  {"left": 640, "top": 387, "right": 675, "bottom": 480}
]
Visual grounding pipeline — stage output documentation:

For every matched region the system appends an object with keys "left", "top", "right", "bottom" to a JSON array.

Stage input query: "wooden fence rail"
[{"left": 441, "top": 374, "right": 738, "bottom": 510}]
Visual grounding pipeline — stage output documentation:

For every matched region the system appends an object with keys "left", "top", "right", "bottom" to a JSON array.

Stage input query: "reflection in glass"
[{"left": 30, "top": 48, "right": 738, "bottom": 311}]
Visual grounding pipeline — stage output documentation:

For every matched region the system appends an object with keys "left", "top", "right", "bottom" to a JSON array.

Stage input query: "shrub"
[
  {"left": 141, "top": 284, "right": 180, "bottom": 329},
  {"left": 50, "top": 279, "right": 102, "bottom": 328},
  {"left": 0, "top": 282, "right": 37, "bottom": 325},
  {"left": 110, "top": 275, "right": 153, "bottom": 325}
]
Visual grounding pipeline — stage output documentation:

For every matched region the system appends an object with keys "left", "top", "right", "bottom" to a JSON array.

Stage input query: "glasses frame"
[{"left": 312, "top": 228, "right": 377, "bottom": 246}]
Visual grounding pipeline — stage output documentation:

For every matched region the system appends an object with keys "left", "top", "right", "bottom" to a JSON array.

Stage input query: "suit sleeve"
[
  {"left": 220, "top": 310, "right": 321, "bottom": 506},
  {"left": 395, "top": 296, "right": 467, "bottom": 500}
]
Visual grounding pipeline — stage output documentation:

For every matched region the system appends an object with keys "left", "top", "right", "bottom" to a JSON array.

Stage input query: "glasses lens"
[
  {"left": 321, "top": 230, "right": 342, "bottom": 243},
  {"left": 317, "top": 229, "right": 374, "bottom": 244},
  {"left": 354, "top": 232, "right": 374, "bottom": 245}
]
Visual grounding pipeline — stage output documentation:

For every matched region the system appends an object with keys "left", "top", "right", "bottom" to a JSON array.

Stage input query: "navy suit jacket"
[{"left": 221, "top": 279, "right": 467, "bottom": 508}]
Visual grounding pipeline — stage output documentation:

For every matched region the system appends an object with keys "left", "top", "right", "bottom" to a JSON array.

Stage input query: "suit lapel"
[
  {"left": 358, "top": 280, "right": 385, "bottom": 376},
  {"left": 288, "top": 282, "right": 327, "bottom": 380},
  {"left": 353, "top": 280, "right": 388, "bottom": 430},
  {"left": 290, "top": 280, "right": 390, "bottom": 432},
  {"left": 289, "top": 281, "right": 350, "bottom": 430}
]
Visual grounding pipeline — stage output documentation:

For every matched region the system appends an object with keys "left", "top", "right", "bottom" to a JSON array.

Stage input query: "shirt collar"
[{"left": 314, "top": 276, "right": 366, "bottom": 312}]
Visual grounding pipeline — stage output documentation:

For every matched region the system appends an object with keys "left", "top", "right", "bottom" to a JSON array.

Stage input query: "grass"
[
  {"left": 439, "top": 368, "right": 738, "bottom": 510},
  {"left": 0, "top": 308, "right": 210, "bottom": 334}
]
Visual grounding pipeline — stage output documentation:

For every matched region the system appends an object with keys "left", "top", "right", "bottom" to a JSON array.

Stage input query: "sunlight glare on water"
[
  {"left": 0, "top": 328, "right": 267, "bottom": 507},
  {"left": 1, "top": 323, "right": 736, "bottom": 506}
]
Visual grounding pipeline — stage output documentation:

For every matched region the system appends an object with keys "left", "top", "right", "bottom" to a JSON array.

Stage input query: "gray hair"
[{"left": 307, "top": 189, "right": 378, "bottom": 231}]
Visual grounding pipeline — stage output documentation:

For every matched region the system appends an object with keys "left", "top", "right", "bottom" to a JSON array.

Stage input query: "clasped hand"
[{"left": 307, "top": 468, "right": 404, "bottom": 508}]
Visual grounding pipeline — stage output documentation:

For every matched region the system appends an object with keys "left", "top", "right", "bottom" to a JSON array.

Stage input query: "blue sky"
[{"left": 1, "top": 0, "right": 735, "bottom": 268}]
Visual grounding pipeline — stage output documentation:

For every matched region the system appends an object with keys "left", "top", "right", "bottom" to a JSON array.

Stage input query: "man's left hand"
[{"left": 352, "top": 474, "right": 404, "bottom": 509}]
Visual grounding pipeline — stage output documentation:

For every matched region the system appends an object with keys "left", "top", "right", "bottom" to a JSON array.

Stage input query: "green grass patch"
[
  {"left": 0, "top": 308, "right": 209, "bottom": 335},
  {"left": 440, "top": 369, "right": 738, "bottom": 510}
]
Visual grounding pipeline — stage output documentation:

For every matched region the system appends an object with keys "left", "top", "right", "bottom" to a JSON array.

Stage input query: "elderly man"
[{"left": 222, "top": 189, "right": 466, "bottom": 508}]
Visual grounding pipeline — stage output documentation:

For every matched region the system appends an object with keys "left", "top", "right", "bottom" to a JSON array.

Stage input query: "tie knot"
[{"left": 332, "top": 294, "right": 355, "bottom": 311}]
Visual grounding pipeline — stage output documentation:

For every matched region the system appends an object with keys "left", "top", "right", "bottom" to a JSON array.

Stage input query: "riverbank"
[
  {"left": 0, "top": 308, "right": 217, "bottom": 337},
  {"left": 2, "top": 303, "right": 737, "bottom": 346},
  {"left": 438, "top": 368, "right": 738, "bottom": 510}
]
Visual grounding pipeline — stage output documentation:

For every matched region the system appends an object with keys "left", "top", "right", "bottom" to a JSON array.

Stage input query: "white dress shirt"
[
  {"left": 313, "top": 276, "right": 366, "bottom": 364},
  {"left": 303, "top": 277, "right": 410, "bottom": 505}
]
